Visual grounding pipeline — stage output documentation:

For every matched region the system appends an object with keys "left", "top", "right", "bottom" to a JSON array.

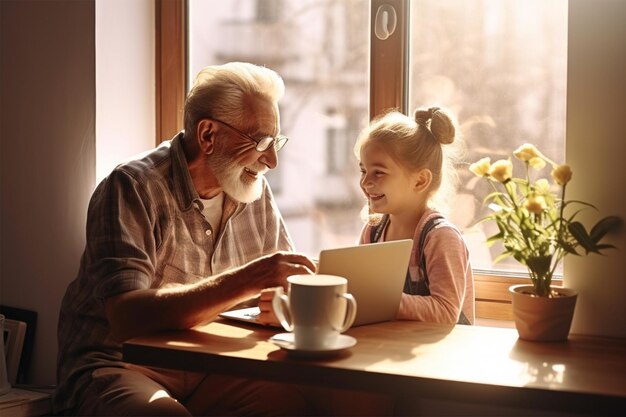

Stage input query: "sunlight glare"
[
  {"left": 166, "top": 341, "right": 201, "bottom": 348},
  {"left": 211, "top": 323, "right": 255, "bottom": 338},
  {"left": 519, "top": 361, "right": 566, "bottom": 387},
  {"left": 149, "top": 390, "right": 170, "bottom": 403}
]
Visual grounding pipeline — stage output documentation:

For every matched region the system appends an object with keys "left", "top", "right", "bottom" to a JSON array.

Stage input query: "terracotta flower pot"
[{"left": 509, "top": 284, "right": 578, "bottom": 342}]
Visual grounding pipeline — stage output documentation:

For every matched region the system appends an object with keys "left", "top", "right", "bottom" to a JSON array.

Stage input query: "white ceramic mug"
[{"left": 272, "top": 274, "right": 357, "bottom": 350}]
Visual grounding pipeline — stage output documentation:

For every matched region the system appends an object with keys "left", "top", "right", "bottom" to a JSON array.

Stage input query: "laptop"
[{"left": 219, "top": 239, "right": 413, "bottom": 327}]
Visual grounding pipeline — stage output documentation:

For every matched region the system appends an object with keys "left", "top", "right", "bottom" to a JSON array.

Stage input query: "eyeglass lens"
[
  {"left": 256, "top": 136, "right": 288, "bottom": 152},
  {"left": 211, "top": 118, "right": 287, "bottom": 152}
]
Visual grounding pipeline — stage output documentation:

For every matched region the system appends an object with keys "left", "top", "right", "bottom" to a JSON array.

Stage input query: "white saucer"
[{"left": 269, "top": 333, "right": 357, "bottom": 358}]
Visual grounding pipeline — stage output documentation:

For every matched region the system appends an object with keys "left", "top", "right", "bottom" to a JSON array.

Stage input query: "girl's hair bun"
[{"left": 414, "top": 107, "right": 455, "bottom": 145}]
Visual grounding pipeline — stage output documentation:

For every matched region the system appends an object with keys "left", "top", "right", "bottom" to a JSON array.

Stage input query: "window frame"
[
  {"left": 370, "top": 0, "right": 409, "bottom": 120},
  {"left": 157, "top": 0, "right": 524, "bottom": 324},
  {"left": 155, "top": 0, "right": 186, "bottom": 144}
]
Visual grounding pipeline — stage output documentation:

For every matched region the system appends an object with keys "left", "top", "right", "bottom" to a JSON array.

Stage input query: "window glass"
[
  {"left": 188, "top": 0, "right": 568, "bottom": 275},
  {"left": 188, "top": 0, "right": 370, "bottom": 257},
  {"left": 408, "top": 0, "right": 568, "bottom": 273}
]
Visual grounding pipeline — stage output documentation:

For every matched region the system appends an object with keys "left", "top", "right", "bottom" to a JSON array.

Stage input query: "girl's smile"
[{"left": 359, "top": 142, "right": 420, "bottom": 215}]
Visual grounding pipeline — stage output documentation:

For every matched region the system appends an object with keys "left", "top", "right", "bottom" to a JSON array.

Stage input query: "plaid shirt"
[{"left": 53, "top": 132, "right": 293, "bottom": 413}]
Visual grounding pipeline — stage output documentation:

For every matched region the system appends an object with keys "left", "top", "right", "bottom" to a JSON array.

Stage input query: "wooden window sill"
[{"left": 474, "top": 273, "right": 530, "bottom": 323}]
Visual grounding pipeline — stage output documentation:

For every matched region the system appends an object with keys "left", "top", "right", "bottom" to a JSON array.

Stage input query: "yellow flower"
[
  {"left": 489, "top": 159, "right": 513, "bottom": 183},
  {"left": 528, "top": 157, "right": 546, "bottom": 170},
  {"left": 514, "top": 143, "right": 557, "bottom": 167},
  {"left": 474, "top": 143, "right": 621, "bottom": 298},
  {"left": 551, "top": 164, "right": 573, "bottom": 186},
  {"left": 525, "top": 195, "right": 547, "bottom": 214},
  {"left": 513, "top": 144, "right": 541, "bottom": 162},
  {"left": 534, "top": 178, "right": 550, "bottom": 195},
  {"left": 469, "top": 157, "right": 491, "bottom": 177}
]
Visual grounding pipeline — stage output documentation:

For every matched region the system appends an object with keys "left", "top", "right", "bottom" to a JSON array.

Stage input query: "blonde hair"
[
  {"left": 183, "top": 62, "right": 285, "bottom": 138},
  {"left": 354, "top": 107, "right": 465, "bottom": 222}
]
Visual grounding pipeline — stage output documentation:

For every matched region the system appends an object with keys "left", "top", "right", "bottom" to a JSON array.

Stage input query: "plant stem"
[
  {"left": 547, "top": 184, "right": 569, "bottom": 287},
  {"left": 504, "top": 180, "right": 535, "bottom": 253}
]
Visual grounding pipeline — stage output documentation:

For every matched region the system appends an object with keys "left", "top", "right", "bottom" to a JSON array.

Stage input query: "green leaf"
[
  {"left": 568, "top": 221, "right": 599, "bottom": 254},
  {"left": 486, "top": 232, "right": 504, "bottom": 244},
  {"left": 475, "top": 216, "right": 493, "bottom": 226},
  {"left": 483, "top": 191, "right": 505, "bottom": 205},
  {"left": 563, "top": 200, "right": 597, "bottom": 210},
  {"left": 590, "top": 216, "right": 623, "bottom": 242},
  {"left": 566, "top": 208, "right": 586, "bottom": 222},
  {"left": 559, "top": 241, "right": 580, "bottom": 255},
  {"left": 594, "top": 243, "right": 617, "bottom": 251},
  {"left": 512, "top": 252, "right": 526, "bottom": 264}
]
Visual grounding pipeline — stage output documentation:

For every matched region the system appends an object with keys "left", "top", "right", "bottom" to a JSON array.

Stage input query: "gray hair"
[{"left": 184, "top": 62, "right": 285, "bottom": 136}]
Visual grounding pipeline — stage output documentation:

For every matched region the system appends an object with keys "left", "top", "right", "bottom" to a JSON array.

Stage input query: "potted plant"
[{"left": 469, "top": 144, "right": 622, "bottom": 341}]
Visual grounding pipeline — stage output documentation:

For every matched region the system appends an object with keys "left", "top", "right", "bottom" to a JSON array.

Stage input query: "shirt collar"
[{"left": 170, "top": 131, "right": 200, "bottom": 211}]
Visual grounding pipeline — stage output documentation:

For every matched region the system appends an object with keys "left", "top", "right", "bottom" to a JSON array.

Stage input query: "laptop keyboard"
[{"left": 244, "top": 310, "right": 260, "bottom": 319}]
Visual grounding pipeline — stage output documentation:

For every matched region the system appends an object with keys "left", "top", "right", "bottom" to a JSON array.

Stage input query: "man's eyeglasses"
[{"left": 210, "top": 118, "right": 288, "bottom": 152}]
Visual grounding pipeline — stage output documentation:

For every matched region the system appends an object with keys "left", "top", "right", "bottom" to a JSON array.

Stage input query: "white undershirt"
[{"left": 200, "top": 192, "right": 224, "bottom": 234}]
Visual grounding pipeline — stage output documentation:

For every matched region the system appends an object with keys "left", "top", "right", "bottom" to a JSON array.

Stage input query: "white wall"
[
  {"left": 0, "top": 0, "right": 155, "bottom": 385},
  {"left": 96, "top": 0, "right": 155, "bottom": 182},
  {"left": 565, "top": 0, "right": 626, "bottom": 338},
  {"left": 0, "top": 1, "right": 96, "bottom": 385}
]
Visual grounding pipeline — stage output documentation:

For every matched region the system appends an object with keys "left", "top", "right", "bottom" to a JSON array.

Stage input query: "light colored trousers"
[{"left": 73, "top": 363, "right": 314, "bottom": 416}]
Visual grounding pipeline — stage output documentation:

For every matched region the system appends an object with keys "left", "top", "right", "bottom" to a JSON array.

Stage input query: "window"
[
  {"left": 188, "top": 0, "right": 369, "bottom": 256},
  {"left": 407, "top": 0, "right": 568, "bottom": 274},
  {"left": 181, "top": 0, "right": 567, "bottom": 277}
]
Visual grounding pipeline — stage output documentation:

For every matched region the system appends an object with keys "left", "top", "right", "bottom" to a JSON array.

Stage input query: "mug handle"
[
  {"left": 336, "top": 293, "right": 357, "bottom": 332},
  {"left": 272, "top": 287, "right": 294, "bottom": 332}
]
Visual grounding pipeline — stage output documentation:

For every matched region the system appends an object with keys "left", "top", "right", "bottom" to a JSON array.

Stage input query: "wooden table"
[{"left": 123, "top": 319, "right": 626, "bottom": 416}]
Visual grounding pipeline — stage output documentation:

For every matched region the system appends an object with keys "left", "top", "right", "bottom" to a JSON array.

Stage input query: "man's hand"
[
  {"left": 252, "top": 252, "right": 317, "bottom": 326},
  {"left": 257, "top": 287, "right": 281, "bottom": 326},
  {"left": 245, "top": 251, "right": 317, "bottom": 293}
]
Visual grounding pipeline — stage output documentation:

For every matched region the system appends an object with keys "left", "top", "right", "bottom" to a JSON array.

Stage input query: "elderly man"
[{"left": 53, "top": 62, "right": 316, "bottom": 416}]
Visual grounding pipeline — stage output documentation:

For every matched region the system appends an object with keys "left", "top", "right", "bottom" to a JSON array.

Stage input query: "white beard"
[{"left": 210, "top": 151, "right": 266, "bottom": 203}]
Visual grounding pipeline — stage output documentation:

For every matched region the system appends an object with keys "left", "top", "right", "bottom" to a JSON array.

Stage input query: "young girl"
[{"left": 356, "top": 107, "right": 475, "bottom": 325}]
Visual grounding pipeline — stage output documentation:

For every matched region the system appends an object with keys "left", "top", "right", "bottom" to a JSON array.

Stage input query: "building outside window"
[{"left": 188, "top": 0, "right": 567, "bottom": 275}]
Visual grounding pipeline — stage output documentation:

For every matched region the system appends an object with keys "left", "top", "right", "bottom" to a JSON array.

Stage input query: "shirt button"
[{"left": 205, "top": 229, "right": 212, "bottom": 237}]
